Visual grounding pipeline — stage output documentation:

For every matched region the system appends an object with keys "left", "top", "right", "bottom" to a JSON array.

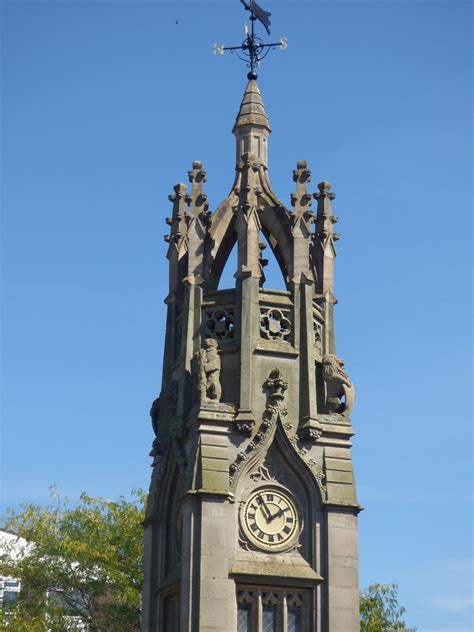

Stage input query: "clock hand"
[
  {"left": 257, "top": 495, "right": 272, "bottom": 521},
  {"left": 268, "top": 506, "right": 290, "bottom": 521}
]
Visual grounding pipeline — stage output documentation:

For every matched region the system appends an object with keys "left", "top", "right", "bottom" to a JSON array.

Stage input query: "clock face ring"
[{"left": 241, "top": 486, "right": 300, "bottom": 551}]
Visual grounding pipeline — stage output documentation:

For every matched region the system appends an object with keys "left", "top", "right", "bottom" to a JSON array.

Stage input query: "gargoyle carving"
[
  {"left": 197, "top": 338, "right": 222, "bottom": 402},
  {"left": 322, "top": 354, "right": 355, "bottom": 417}
]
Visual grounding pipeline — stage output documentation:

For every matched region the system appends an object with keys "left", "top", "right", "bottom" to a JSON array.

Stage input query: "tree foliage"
[
  {"left": 360, "top": 582, "right": 417, "bottom": 632},
  {"left": 1, "top": 489, "right": 417, "bottom": 631},
  {"left": 0, "top": 489, "right": 146, "bottom": 631}
]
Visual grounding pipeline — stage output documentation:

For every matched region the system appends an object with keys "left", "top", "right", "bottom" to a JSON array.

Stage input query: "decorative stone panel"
[
  {"left": 236, "top": 585, "right": 310, "bottom": 632},
  {"left": 260, "top": 307, "right": 291, "bottom": 342},
  {"left": 313, "top": 318, "right": 322, "bottom": 350},
  {"left": 204, "top": 308, "right": 235, "bottom": 341},
  {"left": 312, "top": 299, "right": 325, "bottom": 358}
]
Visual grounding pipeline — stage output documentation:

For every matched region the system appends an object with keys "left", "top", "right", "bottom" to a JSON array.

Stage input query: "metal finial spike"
[{"left": 247, "top": 71, "right": 258, "bottom": 80}]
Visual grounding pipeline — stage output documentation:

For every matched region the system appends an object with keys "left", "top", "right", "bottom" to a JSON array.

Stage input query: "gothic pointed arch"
[
  {"left": 215, "top": 233, "right": 238, "bottom": 290},
  {"left": 207, "top": 208, "right": 237, "bottom": 290},
  {"left": 207, "top": 174, "right": 295, "bottom": 289},
  {"left": 258, "top": 172, "right": 294, "bottom": 284},
  {"left": 155, "top": 454, "right": 183, "bottom": 577},
  {"left": 234, "top": 417, "right": 325, "bottom": 510},
  {"left": 144, "top": 72, "right": 360, "bottom": 632}
]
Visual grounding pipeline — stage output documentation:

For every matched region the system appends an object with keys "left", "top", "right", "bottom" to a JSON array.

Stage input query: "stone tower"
[{"left": 143, "top": 79, "right": 360, "bottom": 632}]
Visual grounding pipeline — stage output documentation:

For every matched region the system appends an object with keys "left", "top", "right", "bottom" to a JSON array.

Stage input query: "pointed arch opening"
[
  {"left": 259, "top": 231, "right": 288, "bottom": 291},
  {"left": 216, "top": 234, "right": 238, "bottom": 290},
  {"left": 160, "top": 461, "right": 182, "bottom": 577}
]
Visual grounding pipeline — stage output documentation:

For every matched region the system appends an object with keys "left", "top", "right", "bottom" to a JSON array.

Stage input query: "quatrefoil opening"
[
  {"left": 260, "top": 308, "right": 291, "bottom": 341},
  {"left": 205, "top": 309, "right": 235, "bottom": 341}
]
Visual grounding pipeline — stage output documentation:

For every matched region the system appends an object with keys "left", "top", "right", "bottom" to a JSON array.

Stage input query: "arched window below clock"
[{"left": 236, "top": 585, "right": 309, "bottom": 632}]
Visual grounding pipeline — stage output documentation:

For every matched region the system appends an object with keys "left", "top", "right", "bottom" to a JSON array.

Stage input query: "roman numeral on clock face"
[{"left": 244, "top": 489, "right": 298, "bottom": 549}]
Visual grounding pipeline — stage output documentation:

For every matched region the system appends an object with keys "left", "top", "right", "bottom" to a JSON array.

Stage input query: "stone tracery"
[
  {"left": 204, "top": 308, "right": 235, "bottom": 340},
  {"left": 260, "top": 307, "right": 292, "bottom": 341},
  {"left": 144, "top": 75, "right": 360, "bottom": 632}
]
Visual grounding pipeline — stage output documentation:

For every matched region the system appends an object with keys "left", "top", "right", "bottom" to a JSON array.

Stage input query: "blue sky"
[{"left": 1, "top": 1, "right": 472, "bottom": 630}]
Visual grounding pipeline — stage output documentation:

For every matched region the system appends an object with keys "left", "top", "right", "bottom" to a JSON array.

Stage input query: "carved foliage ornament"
[
  {"left": 286, "top": 432, "right": 327, "bottom": 501},
  {"left": 290, "top": 160, "right": 314, "bottom": 231},
  {"left": 307, "top": 458, "right": 327, "bottom": 501},
  {"left": 298, "top": 425, "right": 322, "bottom": 443},
  {"left": 230, "top": 414, "right": 275, "bottom": 488},
  {"left": 230, "top": 369, "right": 288, "bottom": 487}
]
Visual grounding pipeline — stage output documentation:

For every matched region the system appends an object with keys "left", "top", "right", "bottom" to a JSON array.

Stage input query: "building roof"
[{"left": 233, "top": 79, "right": 271, "bottom": 134}]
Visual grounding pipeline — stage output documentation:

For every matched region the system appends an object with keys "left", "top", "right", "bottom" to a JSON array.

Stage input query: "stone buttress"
[{"left": 143, "top": 80, "right": 361, "bottom": 632}]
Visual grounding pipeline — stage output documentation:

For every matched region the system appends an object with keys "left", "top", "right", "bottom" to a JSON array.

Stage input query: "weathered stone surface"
[
  {"left": 231, "top": 560, "right": 322, "bottom": 581},
  {"left": 143, "top": 78, "right": 360, "bottom": 632}
]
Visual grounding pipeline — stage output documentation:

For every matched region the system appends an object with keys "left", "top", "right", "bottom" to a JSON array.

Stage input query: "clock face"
[{"left": 241, "top": 487, "right": 300, "bottom": 551}]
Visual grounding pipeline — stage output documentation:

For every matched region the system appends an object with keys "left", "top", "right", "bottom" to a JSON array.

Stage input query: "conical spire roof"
[{"left": 233, "top": 80, "right": 271, "bottom": 134}]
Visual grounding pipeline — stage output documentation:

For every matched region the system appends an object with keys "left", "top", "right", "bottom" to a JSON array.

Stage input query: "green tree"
[
  {"left": 360, "top": 582, "right": 417, "bottom": 632},
  {"left": 0, "top": 489, "right": 145, "bottom": 631},
  {"left": 2, "top": 489, "right": 417, "bottom": 632}
]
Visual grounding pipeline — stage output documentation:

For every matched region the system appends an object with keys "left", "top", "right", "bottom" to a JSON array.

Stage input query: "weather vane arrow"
[{"left": 213, "top": 0, "right": 287, "bottom": 80}]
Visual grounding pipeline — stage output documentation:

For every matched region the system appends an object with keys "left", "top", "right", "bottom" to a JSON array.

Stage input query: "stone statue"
[
  {"left": 150, "top": 396, "right": 160, "bottom": 436},
  {"left": 198, "top": 338, "right": 222, "bottom": 402},
  {"left": 322, "top": 354, "right": 355, "bottom": 416}
]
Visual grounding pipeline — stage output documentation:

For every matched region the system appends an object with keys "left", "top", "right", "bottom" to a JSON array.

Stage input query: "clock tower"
[{"left": 142, "top": 73, "right": 361, "bottom": 631}]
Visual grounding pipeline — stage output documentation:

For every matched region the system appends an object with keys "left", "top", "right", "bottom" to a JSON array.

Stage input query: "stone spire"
[
  {"left": 233, "top": 79, "right": 271, "bottom": 167},
  {"left": 143, "top": 64, "right": 360, "bottom": 632}
]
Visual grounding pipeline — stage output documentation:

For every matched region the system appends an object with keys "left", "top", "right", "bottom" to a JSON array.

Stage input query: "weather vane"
[{"left": 213, "top": 0, "right": 287, "bottom": 80}]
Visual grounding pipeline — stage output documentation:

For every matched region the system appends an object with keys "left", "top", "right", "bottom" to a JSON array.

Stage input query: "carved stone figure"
[
  {"left": 322, "top": 353, "right": 351, "bottom": 385},
  {"left": 149, "top": 396, "right": 160, "bottom": 436},
  {"left": 263, "top": 368, "right": 288, "bottom": 413},
  {"left": 144, "top": 73, "right": 360, "bottom": 632},
  {"left": 322, "top": 353, "right": 355, "bottom": 416},
  {"left": 198, "top": 338, "right": 222, "bottom": 402}
]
